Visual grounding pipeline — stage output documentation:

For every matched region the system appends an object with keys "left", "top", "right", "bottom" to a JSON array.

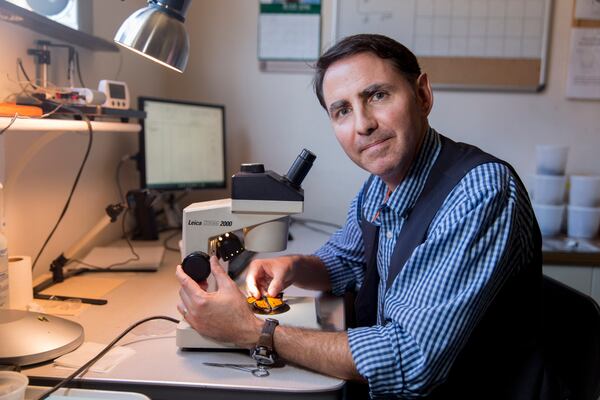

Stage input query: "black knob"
[
  {"left": 216, "top": 232, "right": 244, "bottom": 261},
  {"left": 181, "top": 251, "right": 211, "bottom": 283},
  {"left": 240, "top": 163, "right": 265, "bottom": 173},
  {"left": 284, "top": 149, "right": 316, "bottom": 188}
]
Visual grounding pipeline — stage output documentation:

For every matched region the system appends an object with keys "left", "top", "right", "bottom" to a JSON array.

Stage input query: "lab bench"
[{"left": 22, "top": 224, "right": 345, "bottom": 400}]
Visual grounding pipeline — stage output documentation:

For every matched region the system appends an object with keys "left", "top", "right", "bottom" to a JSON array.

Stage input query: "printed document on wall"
[
  {"left": 566, "top": 28, "right": 600, "bottom": 99},
  {"left": 258, "top": 0, "right": 321, "bottom": 61},
  {"left": 575, "top": 0, "right": 600, "bottom": 20}
]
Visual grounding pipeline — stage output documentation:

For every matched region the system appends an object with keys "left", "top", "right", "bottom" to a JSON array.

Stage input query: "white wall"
[
  {"left": 165, "top": 0, "right": 600, "bottom": 226},
  {"left": 0, "top": 0, "right": 170, "bottom": 277}
]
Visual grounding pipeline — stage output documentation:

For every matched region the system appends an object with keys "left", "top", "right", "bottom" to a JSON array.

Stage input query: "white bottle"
[{"left": 0, "top": 183, "right": 8, "bottom": 308}]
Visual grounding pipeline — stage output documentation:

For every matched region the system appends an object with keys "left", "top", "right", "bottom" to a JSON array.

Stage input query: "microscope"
[{"left": 176, "top": 149, "right": 321, "bottom": 349}]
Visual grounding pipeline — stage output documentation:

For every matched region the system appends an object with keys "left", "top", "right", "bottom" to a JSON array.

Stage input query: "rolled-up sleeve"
[{"left": 347, "top": 164, "right": 534, "bottom": 398}]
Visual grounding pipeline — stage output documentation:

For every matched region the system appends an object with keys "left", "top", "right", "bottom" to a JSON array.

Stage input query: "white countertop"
[{"left": 22, "top": 224, "right": 345, "bottom": 399}]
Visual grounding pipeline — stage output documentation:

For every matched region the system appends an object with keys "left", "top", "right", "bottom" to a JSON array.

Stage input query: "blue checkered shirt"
[{"left": 314, "top": 128, "right": 536, "bottom": 398}]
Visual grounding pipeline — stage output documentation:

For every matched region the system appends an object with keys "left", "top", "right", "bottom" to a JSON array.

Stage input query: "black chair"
[{"left": 542, "top": 275, "right": 600, "bottom": 400}]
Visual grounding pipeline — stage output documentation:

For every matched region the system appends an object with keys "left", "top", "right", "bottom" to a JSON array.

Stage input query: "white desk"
[{"left": 23, "top": 224, "right": 345, "bottom": 399}]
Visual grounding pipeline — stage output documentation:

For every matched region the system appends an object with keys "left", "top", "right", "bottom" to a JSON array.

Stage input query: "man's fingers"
[
  {"left": 210, "top": 256, "right": 231, "bottom": 289},
  {"left": 176, "top": 265, "right": 206, "bottom": 297},
  {"left": 245, "top": 262, "right": 262, "bottom": 298},
  {"left": 246, "top": 279, "right": 261, "bottom": 299},
  {"left": 267, "top": 279, "right": 284, "bottom": 298}
]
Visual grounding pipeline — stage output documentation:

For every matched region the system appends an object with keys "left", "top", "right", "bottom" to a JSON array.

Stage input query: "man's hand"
[
  {"left": 176, "top": 256, "right": 262, "bottom": 348},
  {"left": 245, "top": 256, "right": 298, "bottom": 299},
  {"left": 246, "top": 255, "right": 333, "bottom": 299}
]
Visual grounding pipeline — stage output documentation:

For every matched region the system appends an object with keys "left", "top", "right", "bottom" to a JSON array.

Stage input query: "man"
[{"left": 177, "top": 34, "right": 549, "bottom": 398}]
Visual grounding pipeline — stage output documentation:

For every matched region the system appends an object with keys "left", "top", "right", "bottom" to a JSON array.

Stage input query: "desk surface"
[{"left": 23, "top": 225, "right": 345, "bottom": 400}]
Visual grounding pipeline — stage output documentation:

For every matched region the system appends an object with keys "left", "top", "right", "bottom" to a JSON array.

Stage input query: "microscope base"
[{"left": 176, "top": 296, "right": 320, "bottom": 349}]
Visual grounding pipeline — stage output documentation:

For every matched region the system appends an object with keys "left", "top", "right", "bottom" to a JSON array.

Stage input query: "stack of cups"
[
  {"left": 567, "top": 175, "right": 600, "bottom": 238},
  {"left": 531, "top": 145, "right": 568, "bottom": 237}
]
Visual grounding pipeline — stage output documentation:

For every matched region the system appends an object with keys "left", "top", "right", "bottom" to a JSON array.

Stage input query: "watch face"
[{"left": 252, "top": 347, "right": 276, "bottom": 366}]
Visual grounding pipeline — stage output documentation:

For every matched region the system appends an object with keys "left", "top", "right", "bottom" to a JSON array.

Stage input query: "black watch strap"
[
  {"left": 257, "top": 318, "right": 279, "bottom": 351},
  {"left": 252, "top": 318, "right": 279, "bottom": 365}
]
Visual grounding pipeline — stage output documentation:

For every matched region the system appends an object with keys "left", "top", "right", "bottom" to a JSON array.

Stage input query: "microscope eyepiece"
[{"left": 284, "top": 149, "right": 316, "bottom": 188}]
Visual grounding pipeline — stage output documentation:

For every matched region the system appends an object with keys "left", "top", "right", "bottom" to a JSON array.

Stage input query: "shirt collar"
[{"left": 365, "top": 127, "right": 441, "bottom": 220}]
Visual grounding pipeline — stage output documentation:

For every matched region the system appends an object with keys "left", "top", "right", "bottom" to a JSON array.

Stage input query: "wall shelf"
[
  {"left": 0, "top": 116, "right": 140, "bottom": 133},
  {"left": 0, "top": 0, "right": 118, "bottom": 52}
]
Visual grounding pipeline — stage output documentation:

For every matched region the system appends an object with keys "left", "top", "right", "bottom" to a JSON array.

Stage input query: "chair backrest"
[{"left": 542, "top": 275, "right": 600, "bottom": 400}]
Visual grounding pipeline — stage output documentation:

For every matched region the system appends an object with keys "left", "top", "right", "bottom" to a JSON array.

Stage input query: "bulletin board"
[{"left": 335, "top": 0, "right": 553, "bottom": 91}]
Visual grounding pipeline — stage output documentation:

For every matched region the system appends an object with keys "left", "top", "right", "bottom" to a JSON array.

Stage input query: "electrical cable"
[
  {"left": 163, "top": 228, "right": 181, "bottom": 252},
  {"left": 0, "top": 113, "right": 18, "bottom": 135},
  {"left": 75, "top": 50, "right": 85, "bottom": 88},
  {"left": 115, "top": 154, "right": 135, "bottom": 204},
  {"left": 31, "top": 102, "right": 94, "bottom": 272},
  {"left": 67, "top": 207, "right": 141, "bottom": 270},
  {"left": 37, "top": 315, "right": 179, "bottom": 400},
  {"left": 290, "top": 217, "right": 341, "bottom": 237},
  {"left": 17, "top": 58, "right": 36, "bottom": 90},
  {"left": 291, "top": 217, "right": 341, "bottom": 229}
]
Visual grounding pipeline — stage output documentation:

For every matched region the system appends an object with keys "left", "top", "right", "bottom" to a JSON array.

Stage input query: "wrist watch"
[{"left": 251, "top": 318, "right": 279, "bottom": 366}]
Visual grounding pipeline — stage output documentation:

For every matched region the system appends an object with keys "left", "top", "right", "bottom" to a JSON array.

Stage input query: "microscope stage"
[{"left": 176, "top": 296, "right": 319, "bottom": 349}]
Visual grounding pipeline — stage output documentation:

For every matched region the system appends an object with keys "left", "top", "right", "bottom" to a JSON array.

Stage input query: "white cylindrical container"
[
  {"left": 0, "top": 371, "right": 28, "bottom": 400},
  {"left": 8, "top": 256, "right": 33, "bottom": 310},
  {"left": 533, "top": 203, "right": 565, "bottom": 237},
  {"left": 0, "top": 183, "right": 8, "bottom": 309},
  {"left": 569, "top": 175, "right": 600, "bottom": 207},
  {"left": 535, "top": 145, "right": 569, "bottom": 175},
  {"left": 531, "top": 174, "right": 567, "bottom": 205},
  {"left": 567, "top": 205, "right": 600, "bottom": 239}
]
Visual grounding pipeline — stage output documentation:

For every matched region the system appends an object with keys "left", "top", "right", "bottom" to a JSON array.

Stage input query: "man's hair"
[{"left": 313, "top": 34, "right": 422, "bottom": 110}]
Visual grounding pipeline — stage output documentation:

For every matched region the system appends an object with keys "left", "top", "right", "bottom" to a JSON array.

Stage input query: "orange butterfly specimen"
[{"left": 247, "top": 293, "right": 290, "bottom": 315}]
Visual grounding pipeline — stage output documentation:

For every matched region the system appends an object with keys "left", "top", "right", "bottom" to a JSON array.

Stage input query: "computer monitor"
[{"left": 138, "top": 97, "right": 226, "bottom": 190}]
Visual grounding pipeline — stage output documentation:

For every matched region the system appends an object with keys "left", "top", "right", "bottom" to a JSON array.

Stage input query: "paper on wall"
[
  {"left": 566, "top": 28, "right": 600, "bottom": 100},
  {"left": 575, "top": 0, "right": 600, "bottom": 20}
]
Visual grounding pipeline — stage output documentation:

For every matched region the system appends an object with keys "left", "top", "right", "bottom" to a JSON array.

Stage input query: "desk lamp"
[{"left": 114, "top": 0, "right": 191, "bottom": 73}]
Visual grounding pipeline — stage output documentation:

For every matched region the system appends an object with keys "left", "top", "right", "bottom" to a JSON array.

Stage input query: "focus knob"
[
  {"left": 181, "top": 251, "right": 211, "bottom": 283},
  {"left": 240, "top": 163, "right": 265, "bottom": 173}
]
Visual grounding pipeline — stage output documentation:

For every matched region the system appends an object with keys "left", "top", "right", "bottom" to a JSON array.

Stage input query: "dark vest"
[{"left": 349, "top": 135, "right": 556, "bottom": 399}]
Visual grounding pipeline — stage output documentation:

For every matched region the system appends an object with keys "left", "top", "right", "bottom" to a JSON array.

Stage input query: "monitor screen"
[{"left": 138, "top": 97, "right": 226, "bottom": 190}]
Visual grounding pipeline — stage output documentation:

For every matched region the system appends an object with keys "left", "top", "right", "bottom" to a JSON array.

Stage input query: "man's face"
[{"left": 322, "top": 52, "right": 433, "bottom": 188}]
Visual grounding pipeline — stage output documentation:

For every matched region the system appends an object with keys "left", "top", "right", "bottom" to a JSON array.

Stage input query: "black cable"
[
  {"left": 17, "top": 58, "right": 36, "bottom": 89},
  {"left": 115, "top": 156, "right": 132, "bottom": 204},
  {"left": 163, "top": 228, "right": 181, "bottom": 252},
  {"left": 291, "top": 217, "right": 341, "bottom": 229},
  {"left": 75, "top": 50, "right": 85, "bottom": 88},
  {"left": 31, "top": 103, "right": 94, "bottom": 272},
  {"left": 291, "top": 218, "right": 341, "bottom": 237},
  {"left": 38, "top": 315, "right": 179, "bottom": 400},
  {"left": 67, "top": 208, "right": 141, "bottom": 270},
  {"left": 0, "top": 114, "right": 18, "bottom": 135}
]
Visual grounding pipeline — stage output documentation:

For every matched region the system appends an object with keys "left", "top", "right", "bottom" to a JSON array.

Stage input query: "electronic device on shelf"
[{"left": 98, "top": 79, "right": 130, "bottom": 109}]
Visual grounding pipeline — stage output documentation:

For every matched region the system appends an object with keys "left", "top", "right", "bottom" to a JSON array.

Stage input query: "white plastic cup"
[
  {"left": 567, "top": 205, "right": 600, "bottom": 239},
  {"left": 533, "top": 203, "right": 565, "bottom": 237},
  {"left": 0, "top": 371, "right": 28, "bottom": 400},
  {"left": 531, "top": 174, "right": 567, "bottom": 205},
  {"left": 569, "top": 175, "right": 600, "bottom": 207},
  {"left": 535, "top": 145, "right": 569, "bottom": 175}
]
